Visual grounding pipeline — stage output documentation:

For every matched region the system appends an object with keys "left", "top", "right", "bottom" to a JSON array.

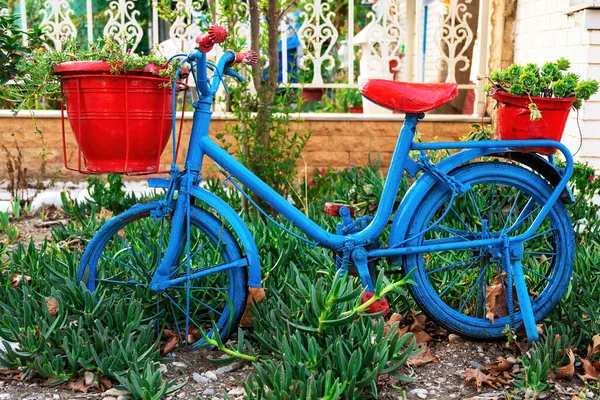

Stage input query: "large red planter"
[
  {"left": 493, "top": 91, "right": 574, "bottom": 155},
  {"left": 55, "top": 61, "right": 174, "bottom": 174}
]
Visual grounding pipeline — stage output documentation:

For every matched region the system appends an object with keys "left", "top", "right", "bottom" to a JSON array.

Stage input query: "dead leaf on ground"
[
  {"left": 383, "top": 313, "right": 403, "bottom": 335},
  {"left": 462, "top": 368, "right": 496, "bottom": 391},
  {"left": 96, "top": 208, "right": 113, "bottom": 221},
  {"left": 586, "top": 334, "right": 600, "bottom": 359},
  {"left": 486, "top": 274, "right": 519, "bottom": 324},
  {"left": 161, "top": 329, "right": 179, "bottom": 355},
  {"left": 240, "top": 287, "right": 266, "bottom": 325},
  {"left": 410, "top": 309, "right": 427, "bottom": 332},
  {"left": 413, "top": 330, "right": 433, "bottom": 347},
  {"left": 98, "top": 376, "right": 112, "bottom": 392},
  {"left": 0, "top": 369, "right": 19, "bottom": 375},
  {"left": 486, "top": 356, "right": 515, "bottom": 375},
  {"left": 45, "top": 297, "right": 58, "bottom": 317},
  {"left": 556, "top": 348, "right": 575, "bottom": 378},
  {"left": 65, "top": 377, "right": 92, "bottom": 393},
  {"left": 408, "top": 347, "right": 439, "bottom": 367},
  {"left": 579, "top": 358, "right": 599, "bottom": 381},
  {"left": 187, "top": 327, "right": 201, "bottom": 344},
  {"left": 9, "top": 274, "right": 31, "bottom": 288}
]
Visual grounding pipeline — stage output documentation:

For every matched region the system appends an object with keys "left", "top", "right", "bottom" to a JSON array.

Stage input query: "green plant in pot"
[
  {"left": 6, "top": 36, "right": 185, "bottom": 174},
  {"left": 481, "top": 58, "right": 598, "bottom": 154},
  {"left": 339, "top": 88, "right": 363, "bottom": 113}
]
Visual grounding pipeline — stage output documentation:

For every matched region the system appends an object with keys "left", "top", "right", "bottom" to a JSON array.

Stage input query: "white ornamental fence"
[{"left": 5, "top": 0, "right": 489, "bottom": 117}]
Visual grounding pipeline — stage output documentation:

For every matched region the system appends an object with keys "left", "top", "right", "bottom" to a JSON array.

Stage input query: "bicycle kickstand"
[{"left": 507, "top": 243, "right": 539, "bottom": 342}]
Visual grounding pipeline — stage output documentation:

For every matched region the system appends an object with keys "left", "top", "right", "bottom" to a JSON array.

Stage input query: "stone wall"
[
  {"left": 513, "top": 0, "right": 600, "bottom": 168},
  {"left": 0, "top": 114, "right": 473, "bottom": 183}
]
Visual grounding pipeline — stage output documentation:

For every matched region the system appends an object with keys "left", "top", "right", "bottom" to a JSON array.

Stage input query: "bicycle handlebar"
[{"left": 181, "top": 25, "right": 258, "bottom": 97}]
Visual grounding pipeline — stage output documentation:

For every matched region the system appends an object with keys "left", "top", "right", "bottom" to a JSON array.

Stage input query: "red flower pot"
[
  {"left": 349, "top": 105, "right": 363, "bottom": 114},
  {"left": 55, "top": 61, "right": 174, "bottom": 174},
  {"left": 301, "top": 88, "right": 325, "bottom": 103},
  {"left": 493, "top": 91, "right": 574, "bottom": 155}
]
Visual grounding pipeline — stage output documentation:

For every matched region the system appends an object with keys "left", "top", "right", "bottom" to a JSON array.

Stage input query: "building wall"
[
  {"left": 513, "top": 0, "right": 600, "bottom": 168},
  {"left": 0, "top": 115, "right": 472, "bottom": 184}
]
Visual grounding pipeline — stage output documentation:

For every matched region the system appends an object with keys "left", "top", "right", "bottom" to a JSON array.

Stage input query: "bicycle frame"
[{"left": 148, "top": 49, "right": 574, "bottom": 303}]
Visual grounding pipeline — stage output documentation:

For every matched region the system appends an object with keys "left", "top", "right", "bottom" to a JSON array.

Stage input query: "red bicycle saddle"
[{"left": 360, "top": 80, "right": 459, "bottom": 114}]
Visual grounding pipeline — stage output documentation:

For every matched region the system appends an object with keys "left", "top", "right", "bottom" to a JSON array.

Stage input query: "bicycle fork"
[{"left": 149, "top": 181, "right": 191, "bottom": 292}]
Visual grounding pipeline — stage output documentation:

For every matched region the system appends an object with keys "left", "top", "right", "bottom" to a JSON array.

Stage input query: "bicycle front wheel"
[
  {"left": 77, "top": 202, "right": 248, "bottom": 346},
  {"left": 399, "top": 162, "right": 574, "bottom": 339}
]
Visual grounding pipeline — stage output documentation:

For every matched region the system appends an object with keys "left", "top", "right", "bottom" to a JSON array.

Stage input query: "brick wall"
[
  {"left": 0, "top": 114, "right": 472, "bottom": 183},
  {"left": 513, "top": 0, "right": 600, "bottom": 168}
]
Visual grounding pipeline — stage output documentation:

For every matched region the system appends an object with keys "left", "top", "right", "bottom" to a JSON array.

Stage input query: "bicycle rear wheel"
[
  {"left": 398, "top": 162, "right": 574, "bottom": 339},
  {"left": 77, "top": 202, "right": 248, "bottom": 346}
]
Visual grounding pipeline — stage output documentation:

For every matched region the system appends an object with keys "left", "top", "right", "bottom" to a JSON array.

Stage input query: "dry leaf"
[
  {"left": 587, "top": 334, "right": 600, "bottom": 359},
  {"left": 97, "top": 208, "right": 113, "bottom": 221},
  {"left": 593, "top": 361, "right": 600, "bottom": 371},
  {"left": 240, "top": 287, "right": 266, "bottom": 325},
  {"left": 45, "top": 297, "right": 59, "bottom": 317},
  {"left": 556, "top": 348, "right": 575, "bottom": 378},
  {"left": 486, "top": 274, "right": 519, "bottom": 324},
  {"left": 413, "top": 330, "right": 433, "bottom": 347},
  {"left": 462, "top": 368, "right": 496, "bottom": 391},
  {"left": 486, "top": 356, "right": 515, "bottom": 375},
  {"left": 9, "top": 274, "right": 31, "bottom": 288},
  {"left": 161, "top": 329, "right": 179, "bottom": 355},
  {"left": 0, "top": 369, "right": 19, "bottom": 375},
  {"left": 66, "top": 377, "right": 92, "bottom": 393},
  {"left": 388, "top": 313, "right": 403, "bottom": 325},
  {"left": 384, "top": 313, "right": 403, "bottom": 335},
  {"left": 410, "top": 309, "right": 427, "bottom": 332},
  {"left": 580, "top": 358, "right": 599, "bottom": 381},
  {"left": 407, "top": 347, "right": 439, "bottom": 367},
  {"left": 98, "top": 376, "right": 112, "bottom": 392}
]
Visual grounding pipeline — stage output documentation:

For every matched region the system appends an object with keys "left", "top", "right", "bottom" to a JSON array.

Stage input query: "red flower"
[
  {"left": 589, "top": 175, "right": 595, "bottom": 181},
  {"left": 345, "top": 166, "right": 350, "bottom": 171},
  {"left": 320, "top": 168, "right": 326, "bottom": 176},
  {"left": 309, "top": 180, "right": 314, "bottom": 187},
  {"left": 361, "top": 292, "right": 389, "bottom": 317}
]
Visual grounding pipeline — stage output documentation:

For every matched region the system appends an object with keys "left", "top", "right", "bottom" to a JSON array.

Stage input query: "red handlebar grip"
[
  {"left": 208, "top": 25, "right": 228, "bottom": 44},
  {"left": 235, "top": 50, "right": 258, "bottom": 66},
  {"left": 196, "top": 25, "right": 228, "bottom": 53}
]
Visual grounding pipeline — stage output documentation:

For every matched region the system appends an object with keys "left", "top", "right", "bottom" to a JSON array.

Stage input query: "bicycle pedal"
[{"left": 324, "top": 202, "right": 355, "bottom": 218}]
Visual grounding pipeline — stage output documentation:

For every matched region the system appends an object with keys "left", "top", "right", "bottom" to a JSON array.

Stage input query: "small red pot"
[
  {"left": 301, "top": 88, "right": 325, "bottom": 103},
  {"left": 55, "top": 61, "right": 173, "bottom": 174},
  {"left": 349, "top": 105, "right": 363, "bottom": 114},
  {"left": 493, "top": 91, "right": 574, "bottom": 155}
]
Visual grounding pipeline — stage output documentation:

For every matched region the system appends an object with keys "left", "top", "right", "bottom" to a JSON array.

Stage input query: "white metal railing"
[{"left": 5, "top": 0, "right": 489, "bottom": 117}]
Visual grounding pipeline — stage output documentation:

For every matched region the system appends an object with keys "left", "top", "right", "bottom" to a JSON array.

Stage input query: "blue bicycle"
[{"left": 77, "top": 26, "right": 575, "bottom": 344}]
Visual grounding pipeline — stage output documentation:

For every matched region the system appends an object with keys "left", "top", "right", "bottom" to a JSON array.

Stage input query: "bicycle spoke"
[
  {"left": 189, "top": 294, "right": 223, "bottom": 316},
  {"left": 501, "top": 190, "right": 522, "bottom": 233},
  {"left": 467, "top": 188, "right": 485, "bottom": 227},
  {"left": 438, "top": 259, "right": 478, "bottom": 298},
  {"left": 459, "top": 265, "right": 489, "bottom": 313},
  {"left": 100, "top": 254, "right": 147, "bottom": 277},
  {"left": 506, "top": 201, "right": 540, "bottom": 235},
  {"left": 521, "top": 265, "right": 551, "bottom": 281},
  {"left": 426, "top": 254, "right": 481, "bottom": 275}
]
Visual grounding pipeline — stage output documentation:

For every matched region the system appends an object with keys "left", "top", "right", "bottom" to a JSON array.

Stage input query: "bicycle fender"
[
  {"left": 190, "top": 185, "right": 262, "bottom": 288},
  {"left": 389, "top": 147, "right": 572, "bottom": 250}
]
